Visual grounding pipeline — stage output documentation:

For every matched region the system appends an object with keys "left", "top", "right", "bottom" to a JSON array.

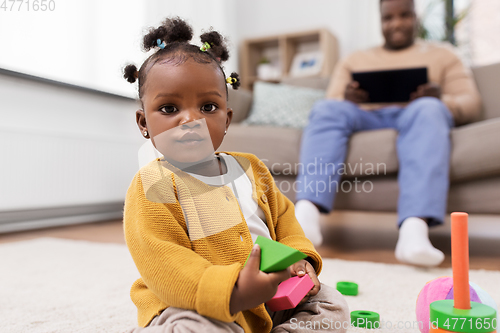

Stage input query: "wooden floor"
[{"left": 1, "top": 217, "right": 498, "bottom": 271}]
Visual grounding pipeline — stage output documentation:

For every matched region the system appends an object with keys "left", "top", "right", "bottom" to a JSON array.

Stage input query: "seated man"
[{"left": 295, "top": 0, "right": 481, "bottom": 267}]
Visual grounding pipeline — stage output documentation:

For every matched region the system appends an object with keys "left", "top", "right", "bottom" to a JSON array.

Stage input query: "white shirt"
[{"left": 186, "top": 153, "right": 271, "bottom": 242}]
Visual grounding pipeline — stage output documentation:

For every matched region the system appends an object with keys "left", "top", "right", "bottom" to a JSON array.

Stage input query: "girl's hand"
[
  {"left": 289, "top": 259, "right": 321, "bottom": 305},
  {"left": 229, "top": 244, "right": 290, "bottom": 315}
]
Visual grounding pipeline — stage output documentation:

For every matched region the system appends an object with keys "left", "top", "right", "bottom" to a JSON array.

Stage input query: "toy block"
[
  {"left": 351, "top": 310, "right": 380, "bottom": 329},
  {"left": 430, "top": 300, "right": 497, "bottom": 332},
  {"left": 417, "top": 212, "right": 497, "bottom": 333},
  {"left": 266, "top": 275, "right": 314, "bottom": 312},
  {"left": 337, "top": 281, "right": 359, "bottom": 296},
  {"left": 245, "top": 236, "right": 307, "bottom": 272}
]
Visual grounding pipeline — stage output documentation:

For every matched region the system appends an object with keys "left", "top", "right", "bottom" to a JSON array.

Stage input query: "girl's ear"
[
  {"left": 225, "top": 107, "right": 233, "bottom": 133},
  {"left": 136, "top": 109, "right": 149, "bottom": 138}
]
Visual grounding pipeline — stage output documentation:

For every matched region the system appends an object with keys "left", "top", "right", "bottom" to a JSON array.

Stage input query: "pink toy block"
[{"left": 266, "top": 275, "right": 314, "bottom": 312}]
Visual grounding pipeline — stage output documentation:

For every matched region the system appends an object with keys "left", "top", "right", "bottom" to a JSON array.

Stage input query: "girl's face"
[{"left": 136, "top": 59, "right": 232, "bottom": 165}]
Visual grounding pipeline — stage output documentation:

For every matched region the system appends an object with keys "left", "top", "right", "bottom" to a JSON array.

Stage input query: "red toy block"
[{"left": 266, "top": 275, "right": 314, "bottom": 312}]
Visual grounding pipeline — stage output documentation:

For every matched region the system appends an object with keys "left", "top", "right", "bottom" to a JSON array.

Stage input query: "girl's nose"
[{"left": 179, "top": 109, "right": 202, "bottom": 127}]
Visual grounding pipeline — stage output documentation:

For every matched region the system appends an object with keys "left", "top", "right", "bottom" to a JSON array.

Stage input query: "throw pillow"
[{"left": 242, "top": 81, "right": 325, "bottom": 129}]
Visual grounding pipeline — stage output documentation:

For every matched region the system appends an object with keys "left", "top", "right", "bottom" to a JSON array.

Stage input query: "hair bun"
[
  {"left": 123, "top": 64, "right": 138, "bottom": 83},
  {"left": 164, "top": 17, "right": 193, "bottom": 43},
  {"left": 143, "top": 17, "right": 193, "bottom": 51},
  {"left": 227, "top": 72, "right": 240, "bottom": 90},
  {"left": 200, "top": 30, "right": 229, "bottom": 62}
]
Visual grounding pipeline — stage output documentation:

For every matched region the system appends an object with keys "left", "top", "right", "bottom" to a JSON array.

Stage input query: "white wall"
[
  {"left": 234, "top": 0, "right": 384, "bottom": 60},
  {"left": 0, "top": 70, "right": 143, "bottom": 231}
]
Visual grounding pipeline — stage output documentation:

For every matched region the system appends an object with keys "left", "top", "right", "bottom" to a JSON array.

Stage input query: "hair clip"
[
  {"left": 226, "top": 77, "right": 238, "bottom": 84},
  {"left": 200, "top": 42, "right": 211, "bottom": 52},
  {"left": 157, "top": 39, "right": 166, "bottom": 49}
]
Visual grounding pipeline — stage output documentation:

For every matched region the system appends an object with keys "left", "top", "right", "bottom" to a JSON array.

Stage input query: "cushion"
[
  {"left": 471, "top": 62, "right": 500, "bottom": 120},
  {"left": 346, "top": 129, "right": 399, "bottom": 177},
  {"left": 280, "top": 76, "right": 331, "bottom": 90},
  {"left": 227, "top": 88, "right": 253, "bottom": 123},
  {"left": 218, "top": 124, "right": 302, "bottom": 175},
  {"left": 450, "top": 117, "right": 500, "bottom": 181},
  {"left": 339, "top": 118, "right": 500, "bottom": 181},
  {"left": 242, "top": 81, "right": 325, "bottom": 129}
]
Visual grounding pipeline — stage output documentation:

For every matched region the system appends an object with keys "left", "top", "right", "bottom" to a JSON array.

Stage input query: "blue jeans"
[{"left": 296, "top": 97, "right": 454, "bottom": 226}]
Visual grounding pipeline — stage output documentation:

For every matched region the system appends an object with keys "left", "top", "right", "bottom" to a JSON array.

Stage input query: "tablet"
[{"left": 352, "top": 67, "right": 428, "bottom": 103}]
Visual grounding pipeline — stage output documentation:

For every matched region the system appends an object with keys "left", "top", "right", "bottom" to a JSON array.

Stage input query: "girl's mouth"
[{"left": 177, "top": 132, "right": 205, "bottom": 144}]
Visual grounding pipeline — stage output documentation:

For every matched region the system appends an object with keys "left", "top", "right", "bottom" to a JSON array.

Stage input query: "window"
[
  {"left": 0, "top": 0, "right": 146, "bottom": 98},
  {"left": 417, "top": 0, "right": 500, "bottom": 66}
]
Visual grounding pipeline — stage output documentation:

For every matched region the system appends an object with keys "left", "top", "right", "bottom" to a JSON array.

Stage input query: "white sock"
[
  {"left": 295, "top": 200, "right": 323, "bottom": 247},
  {"left": 395, "top": 217, "right": 444, "bottom": 267}
]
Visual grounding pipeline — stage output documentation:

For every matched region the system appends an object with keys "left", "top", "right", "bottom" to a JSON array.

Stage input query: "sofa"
[{"left": 221, "top": 62, "right": 500, "bottom": 221}]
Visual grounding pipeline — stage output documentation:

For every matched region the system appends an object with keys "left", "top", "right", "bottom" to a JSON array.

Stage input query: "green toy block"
[
  {"left": 245, "top": 236, "right": 307, "bottom": 273},
  {"left": 351, "top": 310, "right": 380, "bottom": 329},
  {"left": 430, "top": 300, "right": 497, "bottom": 333},
  {"left": 337, "top": 281, "right": 359, "bottom": 296}
]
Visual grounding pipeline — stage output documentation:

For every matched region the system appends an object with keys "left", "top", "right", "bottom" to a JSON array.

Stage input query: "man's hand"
[
  {"left": 344, "top": 81, "right": 370, "bottom": 104},
  {"left": 229, "top": 245, "right": 290, "bottom": 315},
  {"left": 410, "top": 82, "right": 441, "bottom": 101},
  {"left": 289, "top": 259, "right": 320, "bottom": 305}
]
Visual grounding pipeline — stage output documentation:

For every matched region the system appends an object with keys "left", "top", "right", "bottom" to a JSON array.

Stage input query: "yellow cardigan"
[{"left": 123, "top": 152, "right": 322, "bottom": 333}]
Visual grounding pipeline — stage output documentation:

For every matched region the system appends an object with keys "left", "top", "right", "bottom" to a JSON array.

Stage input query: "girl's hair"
[{"left": 123, "top": 17, "right": 240, "bottom": 100}]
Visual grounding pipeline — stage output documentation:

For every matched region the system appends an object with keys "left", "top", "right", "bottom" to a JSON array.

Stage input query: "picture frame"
[{"left": 289, "top": 51, "right": 323, "bottom": 77}]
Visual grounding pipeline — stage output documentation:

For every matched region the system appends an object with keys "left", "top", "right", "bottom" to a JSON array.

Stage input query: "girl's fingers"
[
  {"left": 305, "top": 262, "right": 321, "bottom": 296},
  {"left": 245, "top": 244, "right": 261, "bottom": 272},
  {"left": 290, "top": 260, "right": 306, "bottom": 277},
  {"left": 268, "top": 268, "right": 291, "bottom": 286}
]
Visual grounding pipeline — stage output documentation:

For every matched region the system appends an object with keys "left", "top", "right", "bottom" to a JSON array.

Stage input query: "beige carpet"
[{"left": 1, "top": 238, "right": 498, "bottom": 333}]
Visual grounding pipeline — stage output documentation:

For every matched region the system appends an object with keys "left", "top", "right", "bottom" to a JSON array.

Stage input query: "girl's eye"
[
  {"left": 201, "top": 104, "right": 217, "bottom": 112},
  {"left": 159, "top": 105, "right": 177, "bottom": 114}
]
